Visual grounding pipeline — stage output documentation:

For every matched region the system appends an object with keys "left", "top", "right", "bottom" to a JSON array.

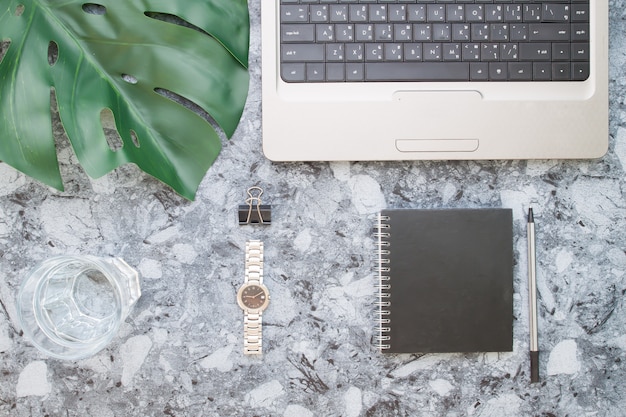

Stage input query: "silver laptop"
[{"left": 261, "top": 1, "right": 608, "bottom": 161}]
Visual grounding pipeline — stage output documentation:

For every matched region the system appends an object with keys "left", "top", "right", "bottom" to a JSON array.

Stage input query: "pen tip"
[{"left": 528, "top": 207, "right": 534, "bottom": 222}]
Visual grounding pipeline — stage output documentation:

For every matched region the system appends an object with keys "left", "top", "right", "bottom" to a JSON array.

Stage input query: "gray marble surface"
[{"left": 1, "top": 2, "right": 626, "bottom": 416}]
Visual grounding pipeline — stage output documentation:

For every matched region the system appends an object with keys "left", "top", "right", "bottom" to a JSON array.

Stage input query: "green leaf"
[{"left": 0, "top": 0, "right": 250, "bottom": 200}]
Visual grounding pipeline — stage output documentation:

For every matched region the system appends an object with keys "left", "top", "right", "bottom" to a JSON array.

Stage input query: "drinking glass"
[{"left": 16, "top": 255, "right": 141, "bottom": 360}]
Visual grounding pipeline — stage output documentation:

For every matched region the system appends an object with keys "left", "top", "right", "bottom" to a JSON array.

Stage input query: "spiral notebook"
[{"left": 375, "top": 208, "right": 513, "bottom": 354}]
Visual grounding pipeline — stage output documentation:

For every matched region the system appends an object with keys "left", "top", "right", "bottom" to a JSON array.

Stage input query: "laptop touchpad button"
[{"left": 396, "top": 139, "right": 479, "bottom": 153}]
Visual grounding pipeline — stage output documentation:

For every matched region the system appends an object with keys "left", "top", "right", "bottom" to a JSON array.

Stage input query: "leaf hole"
[
  {"left": 154, "top": 88, "right": 220, "bottom": 131},
  {"left": 121, "top": 74, "right": 138, "bottom": 85},
  {"left": 100, "top": 109, "right": 123, "bottom": 152},
  {"left": 48, "top": 41, "right": 59, "bottom": 66},
  {"left": 130, "top": 130, "right": 140, "bottom": 148},
  {"left": 82, "top": 3, "right": 107, "bottom": 15},
  {"left": 0, "top": 40, "right": 10, "bottom": 66},
  {"left": 15, "top": 5, "right": 25, "bottom": 16},
  {"left": 144, "top": 12, "right": 210, "bottom": 37}
]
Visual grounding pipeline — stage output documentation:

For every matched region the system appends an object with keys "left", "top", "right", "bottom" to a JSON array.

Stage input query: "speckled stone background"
[{"left": 1, "top": 2, "right": 625, "bottom": 416}]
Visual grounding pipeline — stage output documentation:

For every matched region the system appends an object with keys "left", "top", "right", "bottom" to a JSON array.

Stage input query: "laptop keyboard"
[{"left": 279, "top": 0, "right": 590, "bottom": 82}]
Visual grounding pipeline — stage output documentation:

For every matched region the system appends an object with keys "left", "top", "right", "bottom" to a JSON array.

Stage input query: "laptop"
[{"left": 261, "top": 1, "right": 608, "bottom": 161}]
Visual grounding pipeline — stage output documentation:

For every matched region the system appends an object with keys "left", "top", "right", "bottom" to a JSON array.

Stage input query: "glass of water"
[{"left": 16, "top": 255, "right": 141, "bottom": 360}]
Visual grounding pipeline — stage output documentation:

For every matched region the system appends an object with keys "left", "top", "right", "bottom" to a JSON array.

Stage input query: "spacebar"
[{"left": 366, "top": 62, "right": 470, "bottom": 81}]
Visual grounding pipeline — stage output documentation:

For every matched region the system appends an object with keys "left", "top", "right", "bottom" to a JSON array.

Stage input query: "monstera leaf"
[{"left": 0, "top": 0, "right": 249, "bottom": 200}]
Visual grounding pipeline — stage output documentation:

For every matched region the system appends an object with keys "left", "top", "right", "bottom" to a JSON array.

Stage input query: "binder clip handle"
[{"left": 238, "top": 186, "right": 271, "bottom": 225}]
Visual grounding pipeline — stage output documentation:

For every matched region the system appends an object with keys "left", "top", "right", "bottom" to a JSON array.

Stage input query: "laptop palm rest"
[{"left": 392, "top": 90, "right": 482, "bottom": 153}]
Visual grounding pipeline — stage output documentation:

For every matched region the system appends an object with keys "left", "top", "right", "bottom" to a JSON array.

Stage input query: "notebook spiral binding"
[{"left": 374, "top": 214, "right": 391, "bottom": 351}]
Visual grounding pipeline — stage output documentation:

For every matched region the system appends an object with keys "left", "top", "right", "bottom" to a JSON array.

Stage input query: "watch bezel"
[{"left": 237, "top": 283, "right": 270, "bottom": 312}]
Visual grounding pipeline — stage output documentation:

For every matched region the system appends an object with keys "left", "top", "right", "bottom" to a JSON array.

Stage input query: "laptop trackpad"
[
  {"left": 393, "top": 90, "right": 481, "bottom": 153},
  {"left": 393, "top": 90, "right": 483, "bottom": 102},
  {"left": 396, "top": 139, "right": 479, "bottom": 152}
]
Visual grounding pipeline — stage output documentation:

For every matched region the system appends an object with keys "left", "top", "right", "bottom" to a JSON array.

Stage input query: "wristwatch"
[{"left": 237, "top": 240, "right": 270, "bottom": 355}]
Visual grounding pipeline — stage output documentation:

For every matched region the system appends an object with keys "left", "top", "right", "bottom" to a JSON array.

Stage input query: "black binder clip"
[{"left": 238, "top": 186, "right": 271, "bottom": 225}]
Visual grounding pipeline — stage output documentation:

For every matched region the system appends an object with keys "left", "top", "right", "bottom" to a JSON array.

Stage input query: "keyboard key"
[
  {"left": 571, "top": 43, "right": 589, "bottom": 61},
  {"left": 452, "top": 23, "right": 471, "bottom": 41},
  {"left": 281, "top": 6, "right": 309, "bottom": 23},
  {"left": 470, "top": 62, "right": 489, "bottom": 81},
  {"left": 508, "top": 62, "right": 532, "bottom": 81},
  {"left": 385, "top": 43, "right": 404, "bottom": 61},
  {"left": 481, "top": 43, "right": 500, "bottom": 61},
  {"left": 307, "top": 63, "right": 325, "bottom": 82},
  {"left": 472, "top": 24, "right": 490, "bottom": 42},
  {"left": 355, "top": 24, "right": 374, "bottom": 41},
  {"left": 572, "top": 62, "right": 590, "bottom": 81},
  {"left": 349, "top": 5, "right": 368, "bottom": 22},
  {"left": 311, "top": 5, "right": 329, "bottom": 22},
  {"left": 346, "top": 43, "right": 365, "bottom": 61},
  {"left": 465, "top": 5, "right": 485, "bottom": 23},
  {"left": 523, "top": 5, "right": 542, "bottom": 22},
  {"left": 504, "top": 5, "right": 523, "bottom": 22},
  {"left": 407, "top": 5, "right": 427, "bottom": 22},
  {"left": 491, "top": 24, "right": 509, "bottom": 41},
  {"left": 327, "top": 44, "right": 345, "bottom": 61},
  {"left": 327, "top": 63, "right": 345, "bottom": 81},
  {"left": 529, "top": 23, "right": 570, "bottom": 42},
  {"left": 571, "top": 4, "right": 590, "bottom": 23},
  {"left": 433, "top": 24, "right": 452, "bottom": 41},
  {"left": 552, "top": 62, "right": 571, "bottom": 81},
  {"left": 395, "top": 24, "right": 413, "bottom": 41},
  {"left": 414, "top": 24, "right": 433, "bottom": 41},
  {"left": 282, "top": 44, "right": 325, "bottom": 62},
  {"left": 571, "top": 23, "right": 590, "bottom": 41},
  {"left": 404, "top": 43, "right": 423, "bottom": 61},
  {"left": 389, "top": 5, "right": 407, "bottom": 22},
  {"left": 346, "top": 63, "right": 365, "bottom": 81},
  {"left": 369, "top": 5, "right": 387, "bottom": 22},
  {"left": 374, "top": 24, "right": 394, "bottom": 41},
  {"left": 336, "top": 24, "right": 355, "bottom": 41},
  {"left": 447, "top": 5, "right": 465, "bottom": 22},
  {"left": 533, "top": 62, "right": 552, "bottom": 80},
  {"left": 489, "top": 62, "right": 508, "bottom": 81},
  {"left": 317, "top": 24, "right": 335, "bottom": 41},
  {"left": 365, "top": 62, "right": 470, "bottom": 81},
  {"left": 485, "top": 5, "right": 504, "bottom": 23},
  {"left": 462, "top": 43, "right": 481, "bottom": 61},
  {"left": 282, "top": 63, "right": 306, "bottom": 82},
  {"left": 443, "top": 43, "right": 462, "bottom": 61},
  {"left": 542, "top": 4, "right": 570, "bottom": 22},
  {"left": 424, "top": 43, "right": 442, "bottom": 61},
  {"left": 427, "top": 5, "right": 446, "bottom": 22},
  {"left": 510, "top": 24, "right": 529, "bottom": 41},
  {"left": 501, "top": 43, "right": 519, "bottom": 61},
  {"left": 366, "top": 43, "right": 384, "bottom": 61},
  {"left": 330, "top": 5, "right": 349, "bottom": 22},
  {"left": 552, "top": 43, "right": 570, "bottom": 61},
  {"left": 282, "top": 24, "right": 315, "bottom": 43},
  {"left": 519, "top": 42, "right": 551, "bottom": 61}
]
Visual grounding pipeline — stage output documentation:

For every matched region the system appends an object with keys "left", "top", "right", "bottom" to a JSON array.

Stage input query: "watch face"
[{"left": 239, "top": 284, "right": 269, "bottom": 309}]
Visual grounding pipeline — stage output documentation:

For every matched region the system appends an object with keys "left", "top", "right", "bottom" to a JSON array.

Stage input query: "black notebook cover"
[{"left": 376, "top": 208, "right": 513, "bottom": 354}]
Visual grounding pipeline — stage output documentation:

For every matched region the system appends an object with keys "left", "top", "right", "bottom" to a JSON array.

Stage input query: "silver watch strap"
[
  {"left": 245, "top": 240, "right": 263, "bottom": 285},
  {"left": 244, "top": 240, "right": 263, "bottom": 355},
  {"left": 243, "top": 312, "right": 263, "bottom": 355}
]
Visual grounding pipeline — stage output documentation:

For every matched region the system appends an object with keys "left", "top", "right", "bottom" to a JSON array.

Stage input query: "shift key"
[{"left": 282, "top": 44, "right": 325, "bottom": 62}]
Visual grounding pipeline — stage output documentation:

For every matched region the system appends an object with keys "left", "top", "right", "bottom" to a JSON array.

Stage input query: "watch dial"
[{"left": 240, "top": 285, "right": 268, "bottom": 309}]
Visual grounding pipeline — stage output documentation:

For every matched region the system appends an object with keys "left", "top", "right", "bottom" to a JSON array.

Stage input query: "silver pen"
[{"left": 527, "top": 208, "right": 539, "bottom": 383}]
